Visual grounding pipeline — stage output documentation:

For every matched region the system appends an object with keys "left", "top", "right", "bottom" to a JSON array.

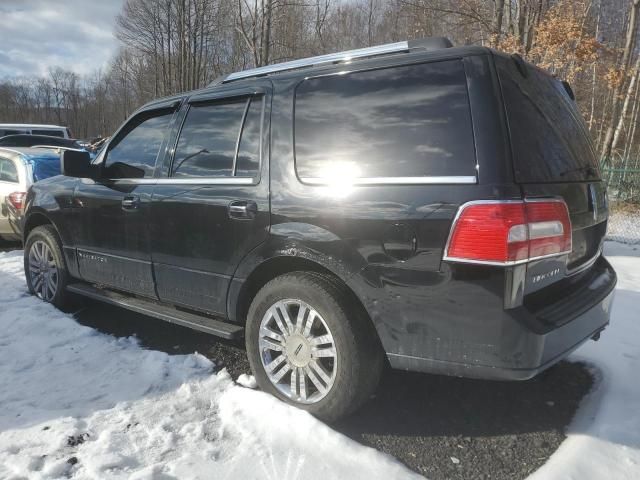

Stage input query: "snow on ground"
[
  {"left": 529, "top": 242, "right": 640, "bottom": 480},
  {"left": 1, "top": 243, "right": 640, "bottom": 480},
  {"left": 0, "top": 250, "right": 418, "bottom": 480},
  {"left": 236, "top": 374, "right": 257, "bottom": 389}
]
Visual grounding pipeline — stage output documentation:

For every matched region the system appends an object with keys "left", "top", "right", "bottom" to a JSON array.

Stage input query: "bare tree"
[
  {"left": 0, "top": 0, "right": 636, "bottom": 160},
  {"left": 600, "top": 0, "right": 640, "bottom": 163}
]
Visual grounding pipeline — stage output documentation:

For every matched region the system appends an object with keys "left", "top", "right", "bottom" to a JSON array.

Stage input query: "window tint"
[
  {"left": 294, "top": 60, "right": 475, "bottom": 179},
  {"left": 0, "top": 135, "right": 78, "bottom": 148},
  {"left": 32, "top": 129, "right": 64, "bottom": 137},
  {"left": 496, "top": 57, "right": 599, "bottom": 183},
  {"left": 172, "top": 99, "right": 247, "bottom": 178},
  {"left": 105, "top": 110, "right": 173, "bottom": 179},
  {"left": 236, "top": 96, "right": 263, "bottom": 177},
  {"left": 0, "top": 130, "right": 26, "bottom": 136},
  {"left": 0, "top": 158, "right": 19, "bottom": 183}
]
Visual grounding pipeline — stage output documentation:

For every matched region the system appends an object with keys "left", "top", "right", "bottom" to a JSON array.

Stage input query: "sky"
[{"left": 0, "top": 0, "right": 124, "bottom": 79}]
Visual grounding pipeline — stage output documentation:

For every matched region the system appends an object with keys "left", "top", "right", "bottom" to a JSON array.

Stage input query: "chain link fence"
[{"left": 603, "top": 167, "right": 640, "bottom": 245}]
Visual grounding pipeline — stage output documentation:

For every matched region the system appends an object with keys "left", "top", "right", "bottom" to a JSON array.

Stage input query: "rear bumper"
[{"left": 387, "top": 256, "right": 616, "bottom": 380}]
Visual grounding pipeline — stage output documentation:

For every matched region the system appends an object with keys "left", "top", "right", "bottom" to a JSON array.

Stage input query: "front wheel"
[
  {"left": 245, "top": 272, "right": 383, "bottom": 422},
  {"left": 24, "top": 225, "right": 71, "bottom": 309}
]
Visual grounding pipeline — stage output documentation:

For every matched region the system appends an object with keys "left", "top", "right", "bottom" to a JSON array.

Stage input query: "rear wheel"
[
  {"left": 24, "top": 225, "right": 71, "bottom": 309},
  {"left": 245, "top": 272, "right": 383, "bottom": 422}
]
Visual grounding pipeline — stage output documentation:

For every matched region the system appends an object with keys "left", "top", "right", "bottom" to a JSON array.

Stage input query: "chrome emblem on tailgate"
[{"left": 532, "top": 268, "right": 560, "bottom": 284}]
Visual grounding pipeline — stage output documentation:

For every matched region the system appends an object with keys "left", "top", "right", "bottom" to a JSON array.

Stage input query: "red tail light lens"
[
  {"left": 446, "top": 202, "right": 528, "bottom": 263},
  {"left": 445, "top": 200, "right": 572, "bottom": 265},
  {"left": 8, "top": 192, "right": 27, "bottom": 211}
]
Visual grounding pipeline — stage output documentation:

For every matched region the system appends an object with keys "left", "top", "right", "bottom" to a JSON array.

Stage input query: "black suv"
[{"left": 22, "top": 38, "right": 616, "bottom": 422}]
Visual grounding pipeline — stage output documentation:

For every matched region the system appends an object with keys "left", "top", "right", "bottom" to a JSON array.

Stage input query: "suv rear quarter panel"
[{"left": 253, "top": 54, "right": 528, "bottom": 370}]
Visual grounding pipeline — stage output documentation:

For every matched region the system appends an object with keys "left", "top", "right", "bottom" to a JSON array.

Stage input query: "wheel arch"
[
  {"left": 23, "top": 210, "right": 79, "bottom": 278},
  {"left": 232, "top": 255, "right": 339, "bottom": 321},
  {"left": 23, "top": 211, "right": 56, "bottom": 241},
  {"left": 230, "top": 255, "right": 378, "bottom": 348}
]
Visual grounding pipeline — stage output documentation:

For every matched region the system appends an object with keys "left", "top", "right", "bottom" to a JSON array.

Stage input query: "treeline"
[{"left": 0, "top": 0, "right": 639, "bottom": 166}]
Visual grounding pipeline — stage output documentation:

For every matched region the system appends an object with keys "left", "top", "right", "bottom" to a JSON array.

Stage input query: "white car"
[
  {"left": 0, "top": 123, "right": 71, "bottom": 139},
  {"left": 0, "top": 147, "right": 62, "bottom": 241}
]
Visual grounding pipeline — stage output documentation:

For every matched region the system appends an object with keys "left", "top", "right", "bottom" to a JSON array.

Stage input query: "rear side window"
[
  {"left": 496, "top": 56, "right": 599, "bottom": 183},
  {"left": 294, "top": 60, "right": 476, "bottom": 180},
  {"left": 32, "top": 129, "right": 64, "bottom": 138},
  {"left": 0, "top": 130, "right": 26, "bottom": 136},
  {"left": 0, "top": 158, "right": 19, "bottom": 183},
  {"left": 172, "top": 96, "right": 263, "bottom": 178}
]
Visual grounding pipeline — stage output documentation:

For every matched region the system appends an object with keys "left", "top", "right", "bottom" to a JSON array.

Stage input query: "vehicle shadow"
[
  {"left": 333, "top": 360, "right": 595, "bottom": 479},
  {"left": 337, "top": 361, "right": 592, "bottom": 438},
  {"left": 74, "top": 300, "right": 593, "bottom": 438},
  {"left": 72, "top": 301, "right": 250, "bottom": 377},
  {"left": 0, "top": 238, "right": 21, "bottom": 253}
]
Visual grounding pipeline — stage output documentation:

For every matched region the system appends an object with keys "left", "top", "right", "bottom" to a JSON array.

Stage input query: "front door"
[
  {"left": 150, "top": 85, "right": 271, "bottom": 315},
  {"left": 73, "top": 104, "right": 178, "bottom": 297}
]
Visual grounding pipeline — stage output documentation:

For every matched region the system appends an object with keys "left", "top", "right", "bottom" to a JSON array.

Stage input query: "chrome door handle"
[
  {"left": 228, "top": 200, "right": 257, "bottom": 219},
  {"left": 229, "top": 204, "right": 247, "bottom": 214},
  {"left": 122, "top": 195, "right": 140, "bottom": 210}
]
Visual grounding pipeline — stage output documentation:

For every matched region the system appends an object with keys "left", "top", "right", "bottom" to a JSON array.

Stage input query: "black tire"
[
  {"left": 24, "top": 225, "right": 71, "bottom": 309},
  {"left": 245, "top": 271, "right": 383, "bottom": 423}
]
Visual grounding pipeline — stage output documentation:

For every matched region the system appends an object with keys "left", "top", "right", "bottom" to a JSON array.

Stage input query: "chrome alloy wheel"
[
  {"left": 258, "top": 299, "right": 337, "bottom": 404},
  {"left": 28, "top": 240, "right": 59, "bottom": 302}
]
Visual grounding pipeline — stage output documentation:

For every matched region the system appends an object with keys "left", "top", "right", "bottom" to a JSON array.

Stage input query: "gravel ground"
[{"left": 72, "top": 300, "right": 594, "bottom": 480}]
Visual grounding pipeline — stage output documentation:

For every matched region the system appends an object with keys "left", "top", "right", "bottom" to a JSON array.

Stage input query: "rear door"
[
  {"left": 149, "top": 84, "right": 271, "bottom": 316},
  {"left": 495, "top": 55, "right": 607, "bottom": 290}
]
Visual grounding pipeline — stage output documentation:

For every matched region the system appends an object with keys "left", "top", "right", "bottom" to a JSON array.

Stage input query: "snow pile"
[
  {"left": 0, "top": 250, "right": 417, "bottom": 480},
  {"left": 530, "top": 242, "right": 640, "bottom": 480}
]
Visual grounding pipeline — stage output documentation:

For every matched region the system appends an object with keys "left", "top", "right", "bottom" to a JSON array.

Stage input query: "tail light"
[
  {"left": 444, "top": 199, "right": 572, "bottom": 265},
  {"left": 8, "top": 192, "right": 27, "bottom": 211}
]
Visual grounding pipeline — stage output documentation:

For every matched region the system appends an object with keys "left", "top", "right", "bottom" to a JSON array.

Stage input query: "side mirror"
[{"left": 61, "top": 150, "right": 94, "bottom": 179}]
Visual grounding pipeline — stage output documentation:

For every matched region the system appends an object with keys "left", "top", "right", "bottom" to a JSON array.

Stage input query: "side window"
[
  {"left": 1, "top": 129, "right": 26, "bottom": 136},
  {"left": 294, "top": 60, "right": 476, "bottom": 180},
  {"left": 172, "top": 95, "right": 263, "bottom": 178},
  {"left": 0, "top": 158, "right": 19, "bottom": 183},
  {"left": 33, "top": 129, "right": 64, "bottom": 137},
  {"left": 105, "top": 110, "right": 174, "bottom": 179}
]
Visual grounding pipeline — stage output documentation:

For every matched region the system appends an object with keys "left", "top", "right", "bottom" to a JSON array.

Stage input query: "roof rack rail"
[
  {"left": 220, "top": 37, "right": 454, "bottom": 84},
  {"left": 223, "top": 41, "right": 409, "bottom": 83}
]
